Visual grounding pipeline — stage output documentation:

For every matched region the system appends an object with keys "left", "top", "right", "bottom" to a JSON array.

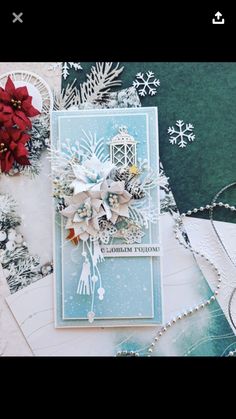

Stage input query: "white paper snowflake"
[
  {"left": 49, "top": 62, "right": 82, "bottom": 80},
  {"left": 96, "top": 220, "right": 117, "bottom": 244},
  {"left": 123, "top": 225, "right": 145, "bottom": 244},
  {"left": 168, "top": 120, "right": 195, "bottom": 148},
  {"left": 33, "top": 139, "right": 43, "bottom": 149},
  {"left": 133, "top": 71, "right": 160, "bottom": 97}
]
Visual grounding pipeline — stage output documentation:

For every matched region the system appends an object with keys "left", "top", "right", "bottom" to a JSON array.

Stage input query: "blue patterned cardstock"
[{"left": 52, "top": 107, "right": 163, "bottom": 327}]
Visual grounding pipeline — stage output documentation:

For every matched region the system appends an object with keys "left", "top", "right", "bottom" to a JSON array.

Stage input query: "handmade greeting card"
[{"left": 51, "top": 107, "right": 162, "bottom": 327}]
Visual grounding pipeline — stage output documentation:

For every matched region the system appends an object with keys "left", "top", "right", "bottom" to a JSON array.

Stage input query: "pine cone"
[
  {"left": 126, "top": 184, "right": 145, "bottom": 199},
  {"left": 56, "top": 198, "right": 66, "bottom": 212},
  {"left": 113, "top": 167, "right": 130, "bottom": 182}
]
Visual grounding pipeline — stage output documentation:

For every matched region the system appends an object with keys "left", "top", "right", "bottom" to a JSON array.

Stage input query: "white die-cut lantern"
[{"left": 109, "top": 126, "right": 137, "bottom": 167}]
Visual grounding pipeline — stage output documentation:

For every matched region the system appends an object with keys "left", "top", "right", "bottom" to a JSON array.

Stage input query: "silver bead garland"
[{"left": 146, "top": 201, "right": 236, "bottom": 356}]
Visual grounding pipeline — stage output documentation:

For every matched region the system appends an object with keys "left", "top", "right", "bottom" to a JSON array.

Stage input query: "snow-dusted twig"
[
  {"left": 53, "top": 79, "right": 79, "bottom": 110},
  {"left": 77, "top": 62, "right": 124, "bottom": 106},
  {"left": 80, "top": 130, "right": 108, "bottom": 161}
]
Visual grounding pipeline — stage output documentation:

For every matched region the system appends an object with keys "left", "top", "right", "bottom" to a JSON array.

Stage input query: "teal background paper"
[{"left": 52, "top": 107, "right": 163, "bottom": 327}]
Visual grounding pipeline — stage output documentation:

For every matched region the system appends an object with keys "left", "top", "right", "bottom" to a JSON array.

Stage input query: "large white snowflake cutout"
[
  {"left": 133, "top": 71, "right": 160, "bottom": 97},
  {"left": 49, "top": 62, "right": 82, "bottom": 80},
  {"left": 168, "top": 120, "right": 195, "bottom": 148}
]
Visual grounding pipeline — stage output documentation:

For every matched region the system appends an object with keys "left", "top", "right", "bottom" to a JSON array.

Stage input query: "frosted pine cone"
[
  {"left": 56, "top": 198, "right": 66, "bottom": 212},
  {"left": 126, "top": 184, "right": 145, "bottom": 199},
  {"left": 113, "top": 167, "right": 130, "bottom": 182}
]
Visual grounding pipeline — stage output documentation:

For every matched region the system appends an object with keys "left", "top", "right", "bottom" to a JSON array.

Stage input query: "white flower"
[
  {"left": 61, "top": 192, "right": 105, "bottom": 241},
  {"left": 70, "top": 156, "right": 114, "bottom": 195},
  {"left": 0, "top": 231, "right": 7, "bottom": 241},
  {"left": 6, "top": 240, "right": 16, "bottom": 252},
  {"left": 101, "top": 180, "right": 132, "bottom": 224}
]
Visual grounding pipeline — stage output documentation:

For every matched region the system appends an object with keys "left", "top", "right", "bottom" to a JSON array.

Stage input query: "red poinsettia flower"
[
  {"left": 0, "top": 103, "right": 13, "bottom": 125},
  {"left": 0, "top": 76, "right": 40, "bottom": 130},
  {"left": 0, "top": 128, "right": 30, "bottom": 173}
]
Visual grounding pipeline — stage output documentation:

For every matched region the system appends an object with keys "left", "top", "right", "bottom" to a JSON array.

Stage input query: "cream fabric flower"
[
  {"left": 101, "top": 180, "right": 132, "bottom": 224},
  {"left": 70, "top": 155, "right": 114, "bottom": 195},
  {"left": 61, "top": 192, "right": 105, "bottom": 241}
]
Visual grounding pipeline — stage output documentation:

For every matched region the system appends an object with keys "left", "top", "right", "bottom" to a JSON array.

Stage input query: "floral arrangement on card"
[{"left": 50, "top": 125, "right": 159, "bottom": 321}]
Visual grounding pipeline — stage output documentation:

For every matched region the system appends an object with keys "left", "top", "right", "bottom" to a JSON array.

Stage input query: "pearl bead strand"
[{"left": 147, "top": 202, "right": 235, "bottom": 356}]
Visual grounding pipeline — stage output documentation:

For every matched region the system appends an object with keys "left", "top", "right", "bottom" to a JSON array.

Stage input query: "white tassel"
[
  {"left": 77, "top": 261, "right": 91, "bottom": 295},
  {"left": 93, "top": 240, "right": 104, "bottom": 264}
]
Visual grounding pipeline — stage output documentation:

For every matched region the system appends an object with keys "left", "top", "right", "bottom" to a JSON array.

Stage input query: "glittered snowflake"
[
  {"left": 49, "top": 62, "right": 82, "bottom": 80},
  {"left": 168, "top": 120, "right": 195, "bottom": 148},
  {"left": 133, "top": 71, "right": 160, "bottom": 97}
]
